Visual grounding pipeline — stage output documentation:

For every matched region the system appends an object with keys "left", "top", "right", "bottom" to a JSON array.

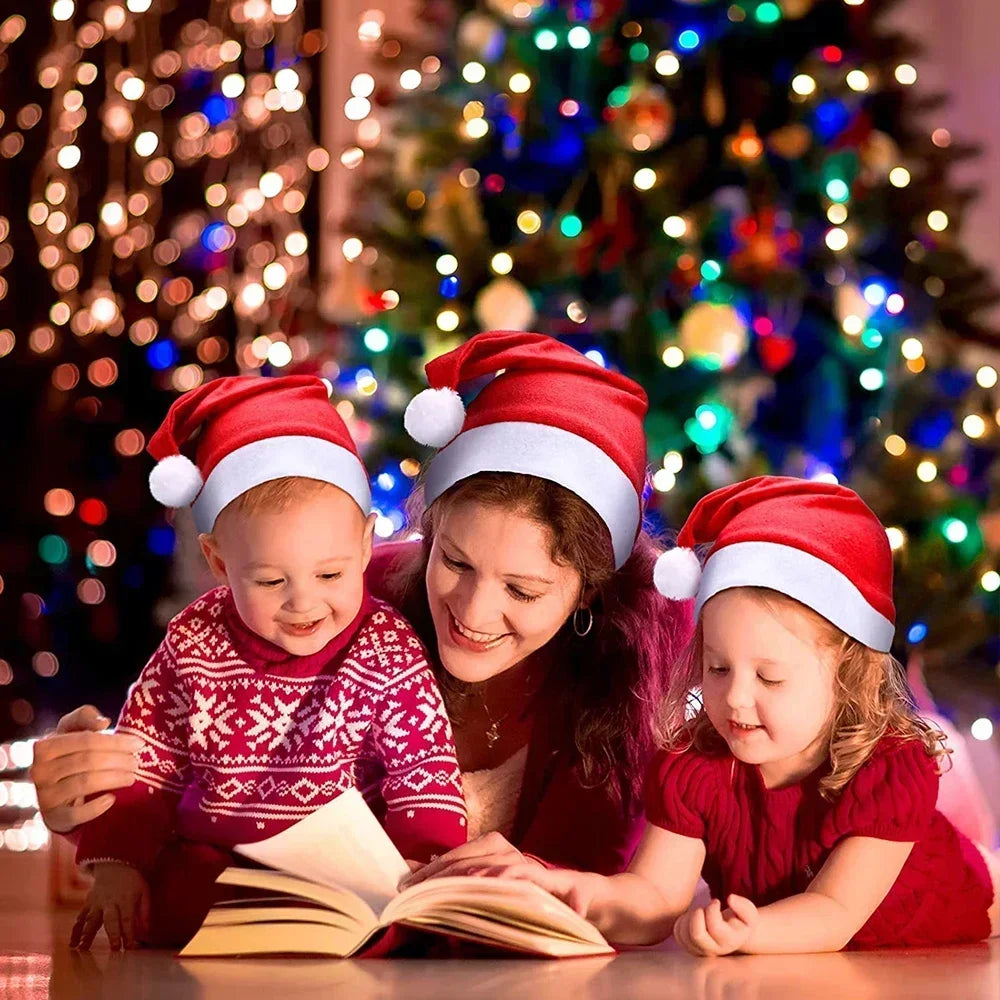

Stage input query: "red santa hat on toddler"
[
  {"left": 147, "top": 375, "right": 371, "bottom": 533},
  {"left": 403, "top": 331, "right": 649, "bottom": 569},
  {"left": 653, "top": 475, "right": 895, "bottom": 651}
]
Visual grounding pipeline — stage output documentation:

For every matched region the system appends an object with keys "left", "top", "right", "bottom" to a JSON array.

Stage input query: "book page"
[{"left": 233, "top": 788, "right": 409, "bottom": 912}]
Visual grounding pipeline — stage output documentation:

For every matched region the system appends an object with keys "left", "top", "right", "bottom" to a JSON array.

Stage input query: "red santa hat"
[
  {"left": 403, "top": 331, "right": 648, "bottom": 569},
  {"left": 653, "top": 476, "right": 895, "bottom": 651},
  {"left": 147, "top": 375, "right": 371, "bottom": 533}
]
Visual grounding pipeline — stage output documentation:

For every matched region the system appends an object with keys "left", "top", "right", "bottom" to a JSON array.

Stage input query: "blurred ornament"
[
  {"left": 457, "top": 12, "right": 505, "bottom": 61},
  {"left": 859, "top": 130, "right": 900, "bottom": 182},
  {"left": 609, "top": 83, "right": 674, "bottom": 151},
  {"left": 486, "top": 0, "right": 545, "bottom": 23},
  {"left": 474, "top": 277, "right": 536, "bottom": 331},
  {"left": 728, "top": 121, "right": 765, "bottom": 165},
  {"left": 421, "top": 175, "right": 487, "bottom": 249},
  {"left": 678, "top": 302, "right": 749, "bottom": 371},
  {"left": 833, "top": 281, "right": 873, "bottom": 326},
  {"left": 703, "top": 60, "right": 726, "bottom": 127},
  {"left": 758, "top": 334, "right": 797, "bottom": 372},
  {"left": 766, "top": 123, "right": 812, "bottom": 159},
  {"left": 730, "top": 209, "right": 800, "bottom": 281},
  {"left": 782, "top": 0, "right": 816, "bottom": 17}
]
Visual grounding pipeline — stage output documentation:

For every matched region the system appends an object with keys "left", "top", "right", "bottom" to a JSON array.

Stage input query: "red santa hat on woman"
[
  {"left": 147, "top": 375, "right": 371, "bottom": 533},
  {"left": 403, "top": 331, "right": 649, "bottom": 569},
  {"left": 653, "top": 476, "right": 896, "bottom": 651}
]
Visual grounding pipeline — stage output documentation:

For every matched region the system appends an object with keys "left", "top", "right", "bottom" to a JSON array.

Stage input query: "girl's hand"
[
  {"left": 30, "top": 706, "right": 143, "bottom": 834},
  {"left": 70, "top": 862, "right": 150, "bottom": 951},
  {"left": 399, "top": 831, "right": 543, "bottom": 887},
  {"left": 499, "top": 865, "right": 602, "bottom": 919},
  {"left": 673, "top": 894, "right": 758, "bottom": 957}
]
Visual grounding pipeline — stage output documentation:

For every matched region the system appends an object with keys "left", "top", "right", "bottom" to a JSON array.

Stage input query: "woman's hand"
[
  {"left": 672, "top": 895, "right": 758, "bottom": 957},
  {"left": 29, "top": 706, "right": 143, "bottom": 833},
  {"left": 70, "top": 862, "right": 151, "bottom": 951},
  {"left": 399, "top": 831, "right": 543, "bottom": 887}
]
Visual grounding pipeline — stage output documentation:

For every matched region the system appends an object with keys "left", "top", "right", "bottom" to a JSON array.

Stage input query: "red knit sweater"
[
  {"left": 645, "top": 736, "right": 993, "bottom": 947},
  {"left": 76, "top": 586, "right": 467, "bottom": 871}
]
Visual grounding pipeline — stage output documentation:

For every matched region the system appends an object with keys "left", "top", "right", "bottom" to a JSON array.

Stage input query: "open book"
[{"left": 179, "top": 788, "right": 613, "bottom": 959}]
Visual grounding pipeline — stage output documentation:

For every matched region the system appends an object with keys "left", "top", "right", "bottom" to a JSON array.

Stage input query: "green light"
[
  {"left": 859, "top": 367, "right": 884, "bottom": 391},
  {"left": 700, "top": 259, "right": 722, "bottom": 282},
  {"left": 825, "top": 178, "right": 850, "bottom": 203},
  {"left": 560, "top": 214, "right": 583, "bottom": 238},
  {"left": 943, "top": 518, "right": 969, "bottom": 544},
  {"left": 607, "top": 85, "right": 630, "bottom": 109},
  {"left": 39, "top": 534, "right": 70, "bottom": 565},
  {"left": 684, "top": 403, "right": 733, "bottom": 454},
  {"left": 534, "top": 29, "right": 558, "bottom": 51},
  {"left": 629, "top": 41, "right": 650, "bottom": 62},
  {"left": 755, "top": 2, "right": 782, "bottom": 24},
  {"left": 861, "top": 328, "right": 883, "bottom": 349},
  {"left": 567, "top": 26, "right": 591, "bottom": 49},
  {"left": 364, "top": 327, "right": 390, "bottom": 352}
]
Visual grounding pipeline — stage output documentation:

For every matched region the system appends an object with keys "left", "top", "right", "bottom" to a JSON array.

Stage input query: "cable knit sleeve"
[
  {"left": 827, "top": 737, "right": 940, "bottom": 842},
  {"left": 75, "top": 628, "right": 192, "bottom": 873},
  {"left": 366, "top": 606, "right": 468, "bottom": 862},
  {"left": 643, "top": 748, "right": 714, "bottom": 840}
]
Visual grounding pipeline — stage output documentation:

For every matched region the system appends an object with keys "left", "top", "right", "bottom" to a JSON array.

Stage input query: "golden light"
[
  {"left": 888, "top": 166, "right": 910, "bottom": 188},
  {"left": 56, "top": 145, "right": 81, "bottom": 169},
  {"left": 342, "top": 237, "right": 363, "bottom": 261},
  {"left": 900, "top": 337, "right": 923, "bottom": 360},
  {"left": 516, "top": 210, "right": 542, "bottom": 235},
  {"left": 825, "top": 227, "right": 849, "bottom": 251},
  {"left": 886, "top": 527, "right": 907, "bottom": 551},
  {"left": 436, "top": 309, "right": 460, "bottom": 332},
  {"left": 976, "top": 365, "right": 998, "bottom": 389},
  {"left": 259, "top": 171, "right": 283, "bottom": 197},
  {"left": 927, "top": 210, "right": 949, "bottom": 232},
  {"left": 662, "top": 216, "right": 687, "bottom": 238},
  {"left": 633, "top": 168, "right": 657, "bottom": 191},
  {"left": 791, "top": 73, "right": 816, "bottom": 96},
  {"left": 894, "top": 64, "right": 917, "bottom": 85},
  {"left": 262, "top": 262, "right": 288, "bottom": 289},
  {"left": 963, "top": 414, "right": 986, "bottom": 439},
  {"left": 490, "top": 252, "right": 513, "bottom": 275},
  {"left": 916, "top": 460, "right": 937, "bottom": 483},
  {"left": 661, "top": 346, "right": 685, "bottom": 368},
  {"left": 284, "top": 231, "right": 308, "bottom": 256},
  {"left": 509, "top": 73, "right": 531, "bottom": 94},
  {"left": 846, "top": 69, "right": 870, "bottom": 92},
  {"left": 884, "top": 434, "right": 907, "bottom": 456}
]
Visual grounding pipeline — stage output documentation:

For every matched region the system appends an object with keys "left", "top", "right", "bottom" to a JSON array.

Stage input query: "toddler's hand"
[
  {"left": 673, "top": 894, "right": 758, "bottom": 957},
  {"left": 70, "top": 862, "right": 150, "bottom": 951}
]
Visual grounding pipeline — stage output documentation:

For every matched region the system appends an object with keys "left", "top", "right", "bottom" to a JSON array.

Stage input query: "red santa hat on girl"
[
  {"left": 403, "top": 331, "right": 648, "bottom": 569},
  {"left": 147, "top": 375, "right": 371, "bottom": 533},
  {"left": 653, "top": 475, "right": 896, "bottom": 651}
]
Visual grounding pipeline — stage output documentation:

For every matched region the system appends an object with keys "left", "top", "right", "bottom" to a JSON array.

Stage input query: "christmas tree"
[{"left": 328, "top": 0, "right": 1000, "bottom": 710}]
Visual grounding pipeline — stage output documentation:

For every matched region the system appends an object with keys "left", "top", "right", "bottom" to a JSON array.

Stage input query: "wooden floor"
[{"left": 2, "top": 849, "right": 998, "bottom": 999}]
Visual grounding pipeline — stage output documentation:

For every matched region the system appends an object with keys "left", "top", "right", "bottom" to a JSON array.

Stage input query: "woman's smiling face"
[{"left": 425, "top": 499, "right": 583, "bottom": 683}]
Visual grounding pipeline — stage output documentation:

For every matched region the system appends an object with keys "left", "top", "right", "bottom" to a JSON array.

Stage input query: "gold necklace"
[{"left": 479, "top": 690, "right": 513, "bottom": 749}]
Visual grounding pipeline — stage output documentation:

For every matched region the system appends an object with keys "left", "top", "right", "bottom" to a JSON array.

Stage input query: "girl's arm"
[
  {"left": 505, "top": 823, "right": 707, "bottom": 945},
  {"left": 740, "top": 836, "right": 914, "bottom": 954}
]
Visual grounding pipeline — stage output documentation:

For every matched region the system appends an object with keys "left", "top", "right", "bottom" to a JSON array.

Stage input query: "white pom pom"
[
  {"left": 653, "top": 547, "right": 702, "bottom": 600},
  {"left": 149, "top": 454, "right": 203, "bottom": 508},
  {"left": 403, "top": 387, "right": 466, "bottom": 448}
]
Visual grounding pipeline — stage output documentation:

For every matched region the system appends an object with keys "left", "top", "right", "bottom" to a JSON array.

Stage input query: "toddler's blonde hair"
[{"left": 659, "top": 587, "right": 949, "bottom": 798}]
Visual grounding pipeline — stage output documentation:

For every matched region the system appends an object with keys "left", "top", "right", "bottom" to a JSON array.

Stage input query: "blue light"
[
  {"left": 907, "top": 622, "right": 928, "bottom": 644},
  {"left": 201, "top": 221, "right": 233, "bottom": 253},
  {"left": 677, "top": 29, "right": 701, "bottom": 51},
  {"left": 862, "top": 281, "right": 888, "bottom": 307},
  {"left": 147, "top": 525, "right": 176, "bottom": 557},
  {"left": 202, "top": 95, "right": 234, "bottom": 126},
  {"left": 813, "top": 99, "right": 850, "bottom": 141},
  {"left": 439, "top": 276, "right": 460, "bottom": 299},
  {"left": 146, "top": 341, "right": 178, "bottom": 370}
]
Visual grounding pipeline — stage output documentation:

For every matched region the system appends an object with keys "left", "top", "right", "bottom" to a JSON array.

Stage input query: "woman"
[{"left": 31, "top": 331, "right": 691, "bottom": 887}]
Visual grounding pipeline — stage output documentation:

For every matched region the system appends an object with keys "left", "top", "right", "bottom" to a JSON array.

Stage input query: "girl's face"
[
  {"left": 425, "top": 500, "right": 583, "bottom": 684},
  {"left": 700, "top": 589, "right": 838, "bottom": 788}
]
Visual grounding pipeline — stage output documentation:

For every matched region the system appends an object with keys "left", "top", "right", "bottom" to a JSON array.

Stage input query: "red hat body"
[
  {"left": 147, "top": 375, "right": 371, "bottom": 532},
  {"left": 407, "top": 332, "right": 649, "bottom": 568},
  {"left": 663, "top": 476, "right": 895, "bottom": 651}
]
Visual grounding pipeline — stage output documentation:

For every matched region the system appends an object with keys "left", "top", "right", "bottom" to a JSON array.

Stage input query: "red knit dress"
[
  {"left": 75, "top": 586, "right": 467, "bottom": 943},
  {"left": 645, "top": 735, "right": 993, "bottom": 947}
]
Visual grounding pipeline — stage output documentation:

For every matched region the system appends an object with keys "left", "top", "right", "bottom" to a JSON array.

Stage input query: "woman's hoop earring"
[{"left": 573, "top": 606, "right": 593, "bottom": 637}]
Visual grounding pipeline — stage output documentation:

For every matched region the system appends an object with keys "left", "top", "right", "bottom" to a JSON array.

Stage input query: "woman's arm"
[{"left": 740, "top": 836, "right": 915, "bottom": 953}]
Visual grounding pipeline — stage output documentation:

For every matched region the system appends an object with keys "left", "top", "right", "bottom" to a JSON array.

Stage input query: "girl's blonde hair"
[{"left": 659, "top": 586, "right": 949, "bottom": 799}]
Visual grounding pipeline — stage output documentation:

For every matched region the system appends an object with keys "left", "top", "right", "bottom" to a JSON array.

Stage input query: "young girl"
[{"left": 497, "top": 476, "right": 999, "bottom": 953}]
